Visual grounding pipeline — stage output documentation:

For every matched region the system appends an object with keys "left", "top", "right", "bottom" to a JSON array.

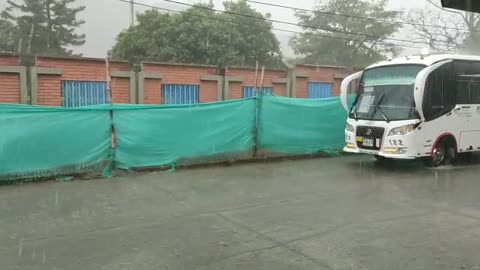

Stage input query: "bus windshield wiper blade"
[
  {"left": 376, "top": 104, "right": 389, "bottom": 122},
  {"left": 375, "top": 93, "right": 390, "bottom": 123}
]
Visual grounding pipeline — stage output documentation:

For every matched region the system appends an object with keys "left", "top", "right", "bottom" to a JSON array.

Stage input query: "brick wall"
[
  {"left": 0, "top": 54, "right": 21, "bottom": 104},
  {"left": 111, "top": 77, "right": 130, "bottom": 103},
  {"left": 0, "top": 54, "right": 20, "bottom": 66},
  {"left": 35, "top": 56, "right": 131, "bottom": 106},
  {"left": 110, "top": 60, "right": 131, "bottom": 104},
  {"left": 226, "top": 67, "right": 288, "bottom": 99},
  {"left": 0, "top": 73, "right": 20, "bottom": 103},
  {"left": 0, "top": 55, "right": 356, "bottom": 106},
  {"left": 294, "top": 64, "right": 348, "bottom": 98},
  {"left": 142, "top": 62, "right": 218, "bottom": 104},
  {"left": 36, "top": 56, "right": 107, "bottom": 106}
]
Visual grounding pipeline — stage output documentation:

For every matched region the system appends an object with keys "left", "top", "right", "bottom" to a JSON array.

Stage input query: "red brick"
[
  {"left": 294, "top": 65, "right": 352, "bottom": 97},
  {"left": 226, "top": 68, "right": 288, "bottom": 99},
  {"left": 111, "top": 77, "right": 130, "bottom": 104},
  {"left": 0, "top": 73, "right": 20, "bottom": 103}
]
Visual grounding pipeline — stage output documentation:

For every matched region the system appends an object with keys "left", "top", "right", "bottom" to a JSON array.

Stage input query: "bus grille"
[{"left": 356, "top": 126, "right": 385, "bottom": 150}]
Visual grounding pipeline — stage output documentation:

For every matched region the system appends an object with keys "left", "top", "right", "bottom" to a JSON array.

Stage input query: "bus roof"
[{"left": 367, "top": 54, "right": 480, "bottom": 70}]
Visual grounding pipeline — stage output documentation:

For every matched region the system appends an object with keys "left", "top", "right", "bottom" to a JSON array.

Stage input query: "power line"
[
  {"left": 156, "top": 0, "right": 434, "bottom": 46},
  {"left": 116, "top": 0, "right": 426, "bottom": 50},
  {"left": 243, "top": 0, "right": 477, "bottom": 33}
]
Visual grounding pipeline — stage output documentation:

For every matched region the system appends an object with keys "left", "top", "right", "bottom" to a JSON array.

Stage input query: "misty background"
[{"left": 0, "top": 0, "right": 428, "bottom": 58}]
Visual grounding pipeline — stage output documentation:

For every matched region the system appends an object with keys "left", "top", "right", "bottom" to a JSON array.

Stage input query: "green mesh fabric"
[
  {"left": 0, "top": 104, "right": 112, "bottom": 182},
  {"left": 113, "top": 99, "right": 256, "bottom": 169},
  {"left": 257, "top": 95, "right": 349, "bottom": 154},
  {"left": 0, "top": 95, "right": 352, "bottom": 181}
]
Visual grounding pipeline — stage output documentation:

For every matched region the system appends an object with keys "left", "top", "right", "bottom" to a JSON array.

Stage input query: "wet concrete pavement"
[{"left": 2, "top": 155, "right": 480, "bottom": 269}]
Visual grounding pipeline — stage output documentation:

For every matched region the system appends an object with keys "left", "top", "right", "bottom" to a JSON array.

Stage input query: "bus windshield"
[{"left": 351, "top": 65, "right": 426, "bottom": 121}]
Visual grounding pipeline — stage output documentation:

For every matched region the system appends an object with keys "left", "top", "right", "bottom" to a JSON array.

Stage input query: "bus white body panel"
[{"left": 342, "top": 54, "right": 480, "bottom": 164}]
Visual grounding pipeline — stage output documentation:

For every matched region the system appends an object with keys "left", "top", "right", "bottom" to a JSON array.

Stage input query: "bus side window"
[
  {"left": 424, "top": 63, "right": 455, "bottom": 121},
  {"left": 471, "top": 78, "right": 480, "bottom": 104},
  {"left": 456, "top": 78, "right": 470, "bottom": 104}
]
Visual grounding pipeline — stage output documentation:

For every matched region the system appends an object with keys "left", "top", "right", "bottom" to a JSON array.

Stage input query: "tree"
[
  {"left": 0, "top": 18, "right": 17, "bottom": 53},
  {"left": 112, "top": 2, "right": 283, "bottom": 68},
  {"left": 1, "top": 0, "right": 86, "bottom": 56},
  {"left": 290, "top": 0, "right": 401, "bottom": 67},
  {"left": 405, "top": 0, "right": 480, "bottom": 53}
]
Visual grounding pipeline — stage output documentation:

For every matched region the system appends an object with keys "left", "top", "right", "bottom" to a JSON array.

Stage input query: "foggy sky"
[{"left": 0, "top": 0, "right": 450, "bottom": 58}]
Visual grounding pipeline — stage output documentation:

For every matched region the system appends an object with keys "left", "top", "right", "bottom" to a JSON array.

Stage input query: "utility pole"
[{"left": 130, "top": 0, "right": 134, "bottom": 27}]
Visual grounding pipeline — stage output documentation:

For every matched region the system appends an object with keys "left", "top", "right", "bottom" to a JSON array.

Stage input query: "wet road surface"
[{"left": 2, "top": 155, "right": 480, "bottom": 270}]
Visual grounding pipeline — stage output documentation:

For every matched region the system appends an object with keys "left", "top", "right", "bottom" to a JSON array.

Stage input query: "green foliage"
[
  {"left": 0, "top": 19, "right": 17, "bottom": 52},
  {"left": 1, "top": 0, "right": 85, "bottom": 56},
  {"left": 291, "top": 0, "right": 401, "bottom": 67},
  {"left": 112, "top": 2, "right": 283, "bottom": 68}
]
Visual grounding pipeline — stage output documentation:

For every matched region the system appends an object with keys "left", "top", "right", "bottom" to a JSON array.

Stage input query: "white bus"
[{"left": 340, "top": 53, "right": 480, "bottom": 167}]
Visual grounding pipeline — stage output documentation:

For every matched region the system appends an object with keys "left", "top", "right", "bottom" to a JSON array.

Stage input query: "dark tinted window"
[
  {"left": 454, "top": 61, "right": 480, "bottom": 104},
  {"left": 471, "top": 79, "right": 480, "bottom": 104},
  {"left": 456, "top": 78, "right": 470, "bottom": 104},
  {"left": 423, "top": 62, "right": 455, "bottom": 121}
]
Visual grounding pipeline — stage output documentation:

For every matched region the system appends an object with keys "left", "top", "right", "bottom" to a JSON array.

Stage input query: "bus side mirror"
[{"left": 341, "top": 71, "right": 363, "bottom": 111}]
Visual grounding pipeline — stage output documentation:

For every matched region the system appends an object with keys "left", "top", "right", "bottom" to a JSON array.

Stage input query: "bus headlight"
[
  {"left": 346, "top": 123, "right": 355, "bottom": 132},
  {"left": 388, "top": 124, "right": 415, "bottom": 136}
]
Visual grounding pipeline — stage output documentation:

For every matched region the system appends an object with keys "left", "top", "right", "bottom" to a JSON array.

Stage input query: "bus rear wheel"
[{"left": 424, "top": 137, "right": 457, "bottom": 167}]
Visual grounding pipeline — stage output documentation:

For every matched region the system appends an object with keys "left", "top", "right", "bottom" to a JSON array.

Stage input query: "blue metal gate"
[
  {"left": 242, "top": 87, "right": 273, "bottom": 98},
  {"left": 162, "top": 84, "right": 199, "bottom": 105},
  {"left": 62, "top": 81, "right": 108, "bottom": 107},
  {"left": 308, "top": 82, "right": 333, "bottom": 99}
]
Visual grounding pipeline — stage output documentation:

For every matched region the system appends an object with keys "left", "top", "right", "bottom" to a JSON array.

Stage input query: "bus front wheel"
[{"left": 424, "top": 137, "right": 457, "bottom": 167}]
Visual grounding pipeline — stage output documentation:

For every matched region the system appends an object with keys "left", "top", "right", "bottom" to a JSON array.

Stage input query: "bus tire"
[{"left": 424, "top": 136, "right": 457, "bottom": 167}]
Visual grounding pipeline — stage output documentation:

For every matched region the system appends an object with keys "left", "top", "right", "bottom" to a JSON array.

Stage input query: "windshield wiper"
[
  {"left": 375, "top": 93, "right": 390, "bottom": 123},
  {"left": 351, "top": 104, "right": 358, "bottom": 121}
]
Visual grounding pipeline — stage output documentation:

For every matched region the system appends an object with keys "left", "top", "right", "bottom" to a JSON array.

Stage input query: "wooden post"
[
  {"left": 259, "top": 65, "right": 265, "bottom": 93},
  {"left": 254, "top": 60, "right": 259, "bottom": 92}
]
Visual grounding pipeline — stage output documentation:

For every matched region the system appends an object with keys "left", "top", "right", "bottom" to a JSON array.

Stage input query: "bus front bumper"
[{"left": 343, "top": 145, "right": 417, "bottom": 160}]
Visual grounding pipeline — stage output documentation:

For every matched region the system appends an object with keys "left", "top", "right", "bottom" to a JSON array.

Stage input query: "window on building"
[
  {"left": 61, "top": 81, "right": 109, "bottom": 107},
  {"left": 162, "top": 84, "right": 199, "bottom": 105},
  {"left": 307, "top": 82, "right": 333, "bottom": 98},
  {"left": 242, "top": 87, "right": 273, "bottom": 98}
]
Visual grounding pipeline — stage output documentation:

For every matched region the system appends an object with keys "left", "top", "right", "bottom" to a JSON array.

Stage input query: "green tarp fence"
[
  {"left": 113, "top": 99, "right": 256, "bottom": 169},
  {"left": 258, "top": 95, "right": 349, "bottom": 155},
  {"left": 0, "top": 104, "right": 112, "bottom": 181},
  {"left": 0, "top": 95, "right": 352, "bottom": 181}
]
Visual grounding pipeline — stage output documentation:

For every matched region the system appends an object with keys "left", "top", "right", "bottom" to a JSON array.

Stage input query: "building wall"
[
  {"left": 294, "top": 65, "right": 349, "bottom": 98},
  {"left": 0, "top": 55, "right": 355, "bottom": 106},
  {"left": 226, "top": 68, "right": 288, "bottom": 99},
  {"left": 36, "top": 57, "right": 131, "bottom": 106},
  {"left": 142, "top": 62, "right": 218, "bottom": 104},
  {"left": 0, "top": 73, "right": 20, "bottom": 103},
  {"left": 0, "top": 54, "right": 21, "bottom": 104},
  {"left": 0, "top": 54, "right": 20, "bottom": 66}
]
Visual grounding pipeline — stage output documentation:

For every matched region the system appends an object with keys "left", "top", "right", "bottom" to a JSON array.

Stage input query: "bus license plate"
[{"left": 363, "top": 138, "right": 374, "bottom": 147}]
